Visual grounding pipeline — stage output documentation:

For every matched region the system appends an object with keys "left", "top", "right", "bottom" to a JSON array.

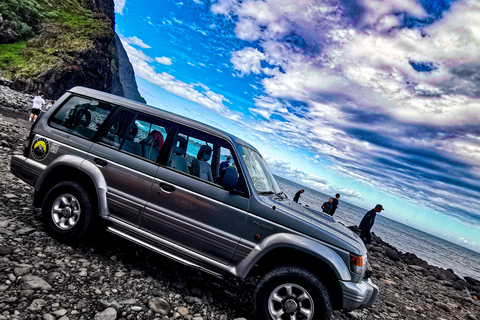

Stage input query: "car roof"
[{"left": 68, "top": 86, "right": 258, "bottom": 152}]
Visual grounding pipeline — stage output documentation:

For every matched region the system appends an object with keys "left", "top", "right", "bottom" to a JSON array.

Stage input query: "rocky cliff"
[{"left": 0, "top": 0, "right": 145, "bottom": 104}]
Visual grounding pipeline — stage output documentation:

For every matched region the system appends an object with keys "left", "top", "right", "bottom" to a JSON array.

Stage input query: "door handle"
[
  {"left": 159, "top": 182, "right": 175, "bottom": 192},
  {"left": 94, "top": 158, "right": 108, "bottom": 166}
]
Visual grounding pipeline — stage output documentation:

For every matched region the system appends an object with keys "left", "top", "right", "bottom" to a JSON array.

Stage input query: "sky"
[{"left": 112, "top": 0, "right": 480, "bottom": 253}]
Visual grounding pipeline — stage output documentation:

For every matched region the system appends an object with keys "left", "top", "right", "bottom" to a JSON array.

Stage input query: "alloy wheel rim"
[
  {"left": 268, "top": 283, "right": 314, "bottom": 320},
  {"left": 51, "top": 193, "right": 81, "bottom": 230}
]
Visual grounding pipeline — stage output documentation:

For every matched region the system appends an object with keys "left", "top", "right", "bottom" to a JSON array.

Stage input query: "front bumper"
[{"left": 339, "top": 278, "right": 379, "bottom": 310}]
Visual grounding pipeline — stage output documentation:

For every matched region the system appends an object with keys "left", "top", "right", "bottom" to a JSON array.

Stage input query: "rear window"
[
  {"left": 49, "top": 96, "right": 114, "bottom": 139},
  {"left": 99, "top": 108, "right": 171, "bottom": 162}
]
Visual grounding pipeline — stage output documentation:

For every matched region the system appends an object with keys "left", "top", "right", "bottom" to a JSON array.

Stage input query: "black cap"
[
  {"left": 375, "top": 204, "right": 384, "bottom": 210},
  {"left": 226, "top": 156, "right": 231, "bottom": 160}
]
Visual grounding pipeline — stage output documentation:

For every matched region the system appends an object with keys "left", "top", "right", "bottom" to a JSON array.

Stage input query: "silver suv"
[{"left": 11, "top": 86, "right": 378, "bottom": 320}]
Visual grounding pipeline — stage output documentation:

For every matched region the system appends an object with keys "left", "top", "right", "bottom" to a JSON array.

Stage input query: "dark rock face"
[
  {"left": 113, "top": 33, "right": 146, "bottom": 104},
  {"left": 83, "top": 0, "right": 115, "bottom": 27},
  {"left": 2, "top": 0, "right": 145, "bottom": 104},
  {"left": 11, "top": 35, "right": 117, "bottom": 100},
  {"left": 0, "top": 13, "right": 18, "bottom": 44}
]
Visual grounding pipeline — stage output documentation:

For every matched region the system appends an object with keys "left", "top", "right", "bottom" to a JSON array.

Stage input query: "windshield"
[{"left": 238, "top": 145, "right": 281, "bottom": 194}]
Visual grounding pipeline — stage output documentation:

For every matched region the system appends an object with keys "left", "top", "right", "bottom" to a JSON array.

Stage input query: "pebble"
[
  {"left": 43, "top": 314, "right": 55, "bottom": 320},
  {"left": 178, "top": 307, "right": 189, "bottom": 316},
  {"left": 148, "top": 297, "right": 171, "bottom": 315},
  {"left": 94, "top": 307, "right": 117, "bottom": 320},
  {"left": 21, "top": 275, "right": 52, "bottom": 290}
]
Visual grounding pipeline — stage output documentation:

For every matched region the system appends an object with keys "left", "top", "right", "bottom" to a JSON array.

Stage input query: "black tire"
[
  {"left": 254, "top": 266, "right": 333, "bottom": 320},
  {"left": 42, "top": 181, "right": 96, "bottom": 242}
]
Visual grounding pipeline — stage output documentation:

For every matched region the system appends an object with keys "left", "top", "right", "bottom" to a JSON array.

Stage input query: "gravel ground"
[{"left": 0, "top": 112, "right": 479, "bottom": 320}]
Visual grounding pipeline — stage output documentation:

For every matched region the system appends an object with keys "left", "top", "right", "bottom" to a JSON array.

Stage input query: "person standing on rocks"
[
  {"left": 29, "top": 92, "right": 45, "bottom": 122},
  {"left": 293, "top": 189, "right": 304, "bottom": 203},
  {"left": 359, "top": 204, "right": 384, "bottom": 245}
]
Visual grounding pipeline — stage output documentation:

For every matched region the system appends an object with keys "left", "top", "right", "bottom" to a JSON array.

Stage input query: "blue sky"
[{"left": 113, "top": 0, "right": 480, "bottom": 253}]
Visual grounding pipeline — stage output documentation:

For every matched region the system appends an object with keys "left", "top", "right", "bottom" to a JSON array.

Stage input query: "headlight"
[{"left": 350, "top": 253, "right": 365, "bottom": 275}]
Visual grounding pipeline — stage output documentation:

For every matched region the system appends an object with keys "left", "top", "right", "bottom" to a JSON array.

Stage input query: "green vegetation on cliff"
[
  {"left": 0, "top": 42, "right": 27, "bottom": 78},
  {"left": 0, "top": 0, "right": 112, "bottom": 79}
]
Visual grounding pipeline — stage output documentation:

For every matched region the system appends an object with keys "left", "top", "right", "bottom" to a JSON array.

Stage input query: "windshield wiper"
[{"left": 257, "top": 191, "right": 275, "bottom": 196}]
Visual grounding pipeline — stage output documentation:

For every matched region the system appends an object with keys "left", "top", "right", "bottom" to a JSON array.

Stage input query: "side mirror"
[{"left": 222, "top": 167, "right": 239, "bottom": 191}]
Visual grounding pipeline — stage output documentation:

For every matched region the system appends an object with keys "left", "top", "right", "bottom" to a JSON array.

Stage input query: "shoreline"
[{"left": 367, "top": 215, "right": 480, "bottom": 281}]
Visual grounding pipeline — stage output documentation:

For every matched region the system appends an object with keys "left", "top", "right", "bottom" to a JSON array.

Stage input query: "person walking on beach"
[
  {"left": 293, "top": 189, "right": 304, "bottom": 203},
  {"left": 330, "top": 193, "right": 340, "bottom": 215},
  {"left": 29, "top": 92, "right": 45, "bottom": 122},
  {"left": 321, "top": 197, "right": 334, "bottom": 215},
  {"left": 359, "top": 204, "right": 384, "bottom": 245}
]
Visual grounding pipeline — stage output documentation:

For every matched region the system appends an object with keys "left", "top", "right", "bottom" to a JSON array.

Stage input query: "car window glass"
[
  {"left": 219, "top": 147, "right": 234, "bottom": 166},
  {"left": 167, "top": 129, "right": 245, "bottom": 192},
  {"left": 167, "top": 130, "right": 215, "bottom": 182},
  {"left": 100, "top": 109, "right": 170, "bottom": 162},
  {"left": 239, "top": 145, "right": 280, "bottom": 194},
  {"left": 49, "top": 96, "right": 114, "bottom": 139}
]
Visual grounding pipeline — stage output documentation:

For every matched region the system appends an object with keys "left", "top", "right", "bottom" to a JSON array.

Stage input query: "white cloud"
[
  {"left": 113, "top": 0, "right": 125, "bottom": 14},
  {"left": 121, "top": 39, "right": 230, "bottom": 114},
  {"left": 234, "top": 18, "right": 262, "bottom": 41},
  {"left": 339, "top": 1, "right": 480, "bottom": 125},
  {"left": 356, "top": 0, "right": 428, "bottom": 31},
  {"left": 231, "top": 47, "right": 265, "bottom": 75},
  {"left": 336, "top": 188, "right": 362, "bottom": 200},
  {"left": 211, "top": 0, "right": 239, "bottom": 15},
  {"left": 216, "top": 0, "right": 480, "bottom": 129},
  {"left": 123, "top": 36, "right": 151, "bottom": 48},
  {"left": 155, "top": 57, "right": 173, "bottom": 65}
]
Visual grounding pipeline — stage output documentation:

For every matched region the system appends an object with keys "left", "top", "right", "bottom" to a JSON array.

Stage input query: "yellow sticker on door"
[{"left": 31, "top": 137, "right": 50, "bottom": 161}]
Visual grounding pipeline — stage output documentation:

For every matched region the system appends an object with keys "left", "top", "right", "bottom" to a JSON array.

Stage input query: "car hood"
[{"left": 261, "top": 195, "right": 366, "bottom": 255}]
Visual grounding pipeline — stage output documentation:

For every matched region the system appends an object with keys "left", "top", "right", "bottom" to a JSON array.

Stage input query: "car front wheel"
[{"left": 254, "top": 266, "right": 332, "bottom": 320}]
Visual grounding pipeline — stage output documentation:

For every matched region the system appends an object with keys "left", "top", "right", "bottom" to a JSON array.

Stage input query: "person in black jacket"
[
  {"left": 359, "top": 204, "right": 384, "bottom": 244},
  {"left": 321, "top": 197, "right": 334, "bottom": 215},
  {"left": 293, "top": 189, "right": 304, "bottom": 203}
]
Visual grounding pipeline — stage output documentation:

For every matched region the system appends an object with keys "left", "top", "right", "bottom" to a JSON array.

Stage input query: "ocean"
[{"left": 275, "top": 175, "right": 480, "bottom": 280}]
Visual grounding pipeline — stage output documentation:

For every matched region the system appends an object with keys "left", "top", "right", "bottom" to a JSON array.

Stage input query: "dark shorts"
[{"left": 31, "top": 108, "right": 41, "bottom": 115}]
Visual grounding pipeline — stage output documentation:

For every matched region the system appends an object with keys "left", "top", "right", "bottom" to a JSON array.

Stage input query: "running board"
[{"left": 107, "top": 225, "right": 225, "bottom": 279}]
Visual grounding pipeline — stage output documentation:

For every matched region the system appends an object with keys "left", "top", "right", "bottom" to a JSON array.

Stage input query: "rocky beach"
[{"left": 0, "top": 88, "right": 480, "bottom": 320}]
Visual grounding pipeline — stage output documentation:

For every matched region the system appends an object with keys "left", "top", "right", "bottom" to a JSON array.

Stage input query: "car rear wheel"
[
  {"left": 254, "top": 266, "right": 332, "bottom": 320},
  {"left": 42, "top": 181, "right": 96, "bottom": 242}
]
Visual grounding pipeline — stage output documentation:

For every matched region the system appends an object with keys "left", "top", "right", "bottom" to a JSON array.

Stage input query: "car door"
[
  {"left": 88, "top": 108, "right": 172, "bottom": 226},
  {"left": 141, "top": 127, "right": 250, "bottom": 265}
]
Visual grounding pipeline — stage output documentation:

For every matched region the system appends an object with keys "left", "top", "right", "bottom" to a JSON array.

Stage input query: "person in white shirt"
[{"left": 29, "top": 92, "right": 45, "bottom": 122}]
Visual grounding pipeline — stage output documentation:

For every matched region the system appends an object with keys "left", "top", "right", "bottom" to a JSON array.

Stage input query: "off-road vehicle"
[{"left": 11, "top": 86, "right": 378, "bottom": 319}]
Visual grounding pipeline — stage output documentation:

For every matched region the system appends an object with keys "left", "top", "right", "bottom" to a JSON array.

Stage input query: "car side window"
[
  {"left": 168, "top": 130, "right": 215, "bottom": 181},
  {"left": 100, "top": 109, "right": 170, "bottom": 162},
  {"left": 49, "top": 96, "right": 114, "bottom": 139},
  {"left": 167, "top": 129, "right": 246, "bottom": 192}
]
